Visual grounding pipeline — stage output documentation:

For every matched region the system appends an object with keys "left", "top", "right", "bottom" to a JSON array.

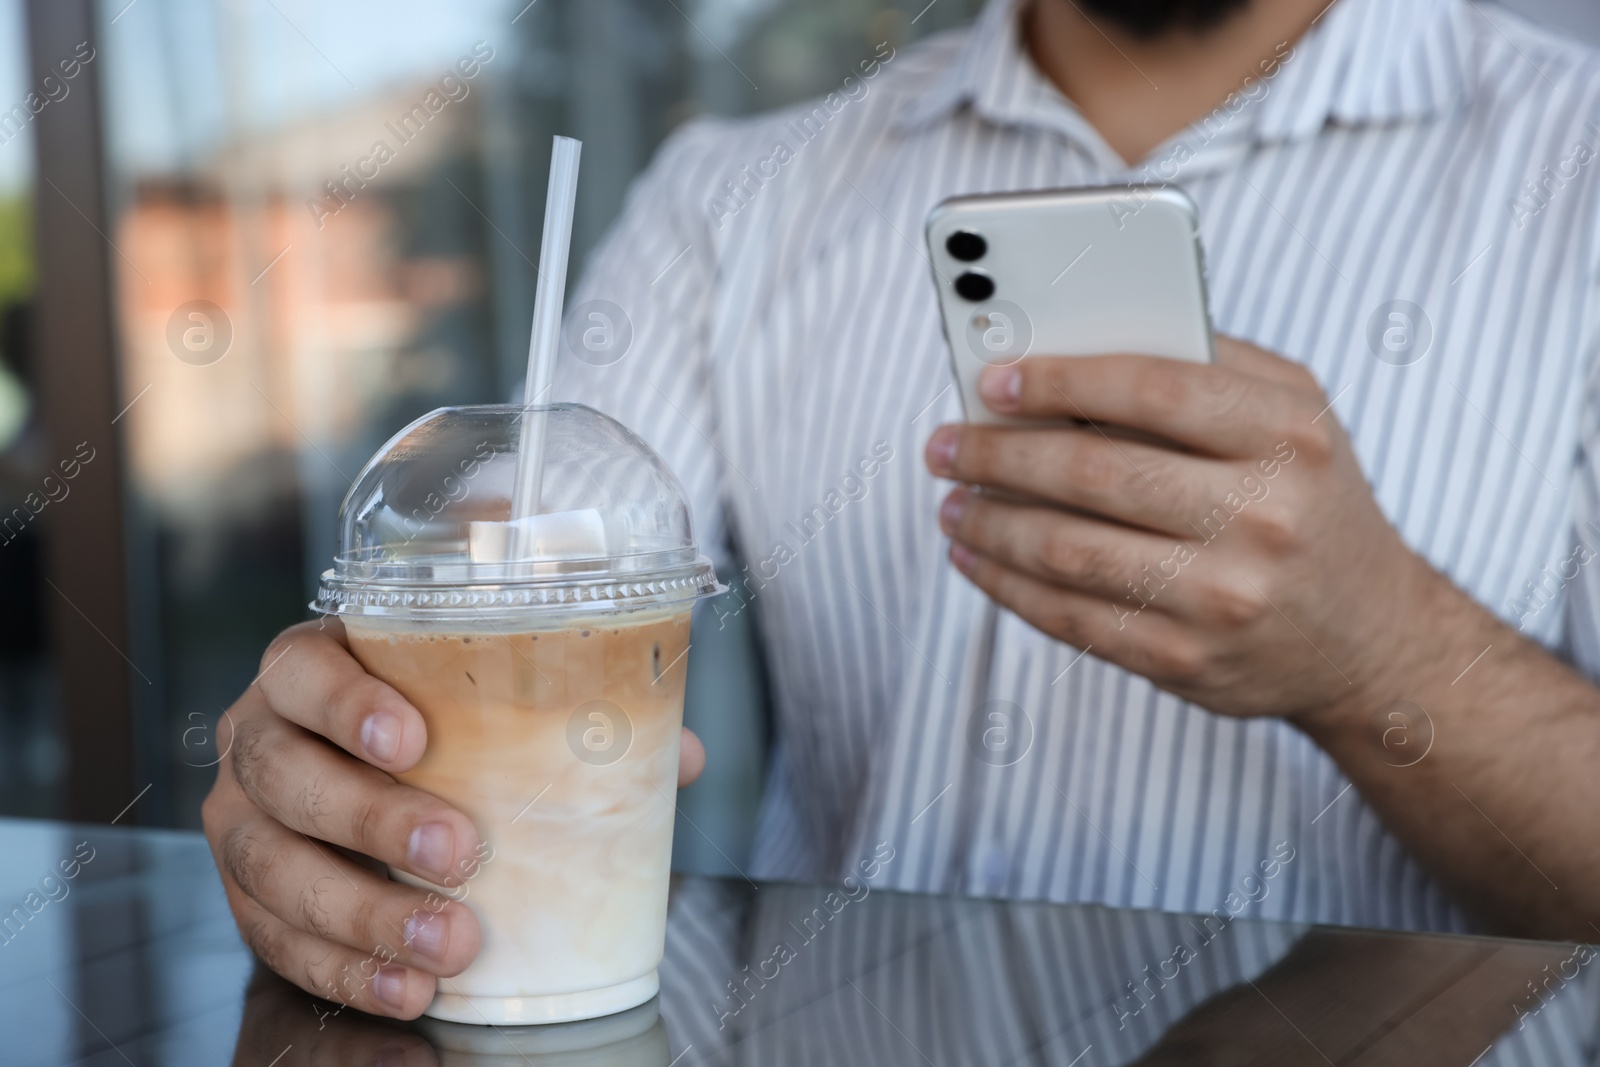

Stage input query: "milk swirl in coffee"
[{"left": 347, "top": 611, "right": 691, "bottom": 1024}]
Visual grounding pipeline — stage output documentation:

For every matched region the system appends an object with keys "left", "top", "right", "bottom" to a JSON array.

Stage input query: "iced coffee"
[{"left": 315, "top": 404, "right": 719, "bottom": 1024}]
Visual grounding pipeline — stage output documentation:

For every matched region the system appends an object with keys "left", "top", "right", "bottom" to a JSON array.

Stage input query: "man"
[{"left": 203, "top": 0, "right": 1600, "bottom": 1020}]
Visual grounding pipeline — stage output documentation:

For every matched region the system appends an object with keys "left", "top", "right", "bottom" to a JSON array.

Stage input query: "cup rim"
[{"left": 312, "top": 554, "right": 722, "bottom": 621}]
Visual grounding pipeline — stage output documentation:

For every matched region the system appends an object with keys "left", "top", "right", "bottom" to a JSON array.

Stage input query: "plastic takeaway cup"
[{"left": 313, "top": 403, "right": 720, "bottom": 1025}]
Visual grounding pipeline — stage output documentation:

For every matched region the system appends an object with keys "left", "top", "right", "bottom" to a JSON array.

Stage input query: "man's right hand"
[{"left": 201, "top": 618, "right": 707, "bottom": 1019}]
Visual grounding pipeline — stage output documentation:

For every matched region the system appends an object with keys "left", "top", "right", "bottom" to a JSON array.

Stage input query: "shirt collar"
[
  {"left": 1254, "top": 0, "right": 1472, "bottom": 139},
  {"left": 892, "top": 0, "right": 1472, "bottom": 153}
]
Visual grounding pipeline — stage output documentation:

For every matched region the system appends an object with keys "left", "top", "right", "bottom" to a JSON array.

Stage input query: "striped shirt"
[{"left": 556, "top": 0, "right": 1600, "bottom": 940}]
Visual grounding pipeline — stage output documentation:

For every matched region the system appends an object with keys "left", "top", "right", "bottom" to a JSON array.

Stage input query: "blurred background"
[
  {"left": 0, "top": 0, "right": 985, "bottom": 846},
  {"left": 0, "top": 0, "right": 1593, "bottom": 848}
]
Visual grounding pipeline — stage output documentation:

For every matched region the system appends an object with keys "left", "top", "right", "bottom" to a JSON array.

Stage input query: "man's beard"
[{"left": 1074, "top": 0, "right": 1254, "bottom": 37}]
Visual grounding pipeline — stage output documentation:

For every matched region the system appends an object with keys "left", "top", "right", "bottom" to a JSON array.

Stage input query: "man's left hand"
[{"left": 924, "top": 336, "right": 1438, "bottom": 723}]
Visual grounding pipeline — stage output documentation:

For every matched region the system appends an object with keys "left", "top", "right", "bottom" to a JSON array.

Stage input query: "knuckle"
[
  {"left": 1135, "top": 364, "right": 1191, "bottom": 419},
  {"left": 349, "top": 792, "right": 388, "bottom": 855},
  {"left": 324, "top": 674, "right": 380, "bottom": 732},
  {"left": 229, "top": 717, "right": 270, "bottom": 795},
  {"left": 1191, "top": 504, "right": 1232, "bottom": 544},
  {"left": 1283, "top": 419, "right": 1334, "bottom": 464},
  {"left": 1037, "top": 527, "right": 1079, "bottom": 579},
  {"left": 259, "top": 630, "right": 299, "bottom": 679},
  {"left": 1077, "top": 544, "right": 1125, "bottom": 590},
  {"left": 1036, "top": 599, "right": 1090, "bottom": 649},
  {"left": 347, "top": 892, "right": 384, "bottom": 954},
  {"left": 244, "top": 917, "right": 285, "bottom": 974},
  {"left": 298, "top": 878, "right": 337, "bottom": 940},
  {"left": 304, "top": 947, "right": 350, "bottom": 1004},
  {"left": 1040, "top": 529, "right": 1118, "bottom": 589},
  {"left": 295, "top": 771, "right": 335, "bottom": 834},
  {"left": 1150, "top": 637, "right": 1208, "bottom": 681},
  {"left": 1066, "top": 441, "right": 1128, "bottom": 497},
  {"left": 221, "top": 825, "right": 274, "bottom": 900},
  {"left": 1201, "top": 373, "right": 1255, "bottom": 422},
  {"left": 1205, "top": 577, "right": 1272, "bottom": 627},
  {"left": 200, "top": 784, "right": 223, "bottom": 840},
  {"left": 1240, "top": 502, "right": 1300, "bottom": 554}
]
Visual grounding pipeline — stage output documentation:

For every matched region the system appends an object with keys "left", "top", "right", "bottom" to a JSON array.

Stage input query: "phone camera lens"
[
  {"left": 946, "top": 231, "right": 986, "bottom": 262},
  {"left": 954, "top": 272, "right": 995, "bottom": 302}
]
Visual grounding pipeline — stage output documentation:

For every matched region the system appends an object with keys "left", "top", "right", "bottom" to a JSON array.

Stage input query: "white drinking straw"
[{"left": 509, "top": 135, "right": 582, "bottom": 559}]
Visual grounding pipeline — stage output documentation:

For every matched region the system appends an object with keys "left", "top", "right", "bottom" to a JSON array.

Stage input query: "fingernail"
[
  {"left": 939, "top": 489, "right": 969, "bottom": 533},
  {"left": 360, "top": 711, "right": 402, "bottom": 763},
  {"left": 373, "top": 965, "right": 408, "bottom": 1010},
  {"left": 926, "top": 426, "right": 960, "bottom": 474},
  {"left": 408, "top": 823, "right": 455, "bottom": 880},
  {"left": 950, "top": 542, "right": 977, "bottom": 573},
  {"left": 405, "top": 912, "right": 448, "bottom": 962},
  {"left": 979, "top": 365, "right": 1021, "bottom": 410}
]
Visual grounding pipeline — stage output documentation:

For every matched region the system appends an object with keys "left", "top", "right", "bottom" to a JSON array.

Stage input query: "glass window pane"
[{"left": 0, "top": 0, "right": 59, "bottom": 819}]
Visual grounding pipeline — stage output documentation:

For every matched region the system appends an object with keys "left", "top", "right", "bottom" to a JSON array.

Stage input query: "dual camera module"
[{"left": 946, "top": 231, "right": 994, "bottom": 302}]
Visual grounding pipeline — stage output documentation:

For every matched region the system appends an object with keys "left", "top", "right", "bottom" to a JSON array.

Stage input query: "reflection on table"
[
  {"left": 236, "top": 878, "right": 1597, "bottom": 1065},
  {"left": 0, "top": 819, "right": 1593, "bottom": 1066}
]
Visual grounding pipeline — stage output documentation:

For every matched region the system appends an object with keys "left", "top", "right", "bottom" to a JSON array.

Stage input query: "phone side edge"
[
  {"left": 1137, "top": 186, "right": 1217, "bottom": 363},
  {"left": 923, "top": 199, "right": 970, "bottom": 419}
]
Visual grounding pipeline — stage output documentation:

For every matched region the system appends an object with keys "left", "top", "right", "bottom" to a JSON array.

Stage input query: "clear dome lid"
[{"left": 313, "top": 404, "right": 720, "bottom": 621}]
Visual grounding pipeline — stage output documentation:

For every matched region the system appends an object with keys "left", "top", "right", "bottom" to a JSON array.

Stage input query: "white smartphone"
[{"left": 925, "top": 185, "right": 1215, "bottom": 426}]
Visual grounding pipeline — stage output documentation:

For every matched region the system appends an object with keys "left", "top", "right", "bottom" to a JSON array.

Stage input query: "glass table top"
[{"left": 0, "top": 817, "right": 1593, "bottom": 1065}]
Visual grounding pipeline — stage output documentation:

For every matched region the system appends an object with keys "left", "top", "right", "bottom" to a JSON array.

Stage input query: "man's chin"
[{"left": 1072, "top": 0, "right": 1254, "bottom": 38}]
